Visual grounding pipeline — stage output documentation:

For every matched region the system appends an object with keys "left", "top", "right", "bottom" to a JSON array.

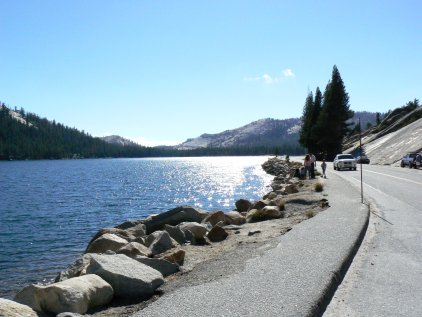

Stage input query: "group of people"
[{"left": 300, "top": 153, "right": 327, "bottom": 179}]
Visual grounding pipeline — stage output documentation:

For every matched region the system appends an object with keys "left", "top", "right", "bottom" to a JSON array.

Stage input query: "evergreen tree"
[
  {"left": 376, "top": 112, "right": 381, "bottom": 125},
  {"left": 313, "top": 65, "right": 353, "bottom": 159},
  {"left": 309, "top": 87, "right": 322, "bottom": 153},
  {"left": 299, "top": 87, "right": 323, "bottom": 154},
  {"left": 299, "top": 91, "right": 314, "bottom": 151}
]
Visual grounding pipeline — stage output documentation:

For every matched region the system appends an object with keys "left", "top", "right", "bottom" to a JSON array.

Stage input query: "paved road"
[
  {"left": 323, "top": 164, "right": 422, "bottom": 317},
  {"left": 132, "top": 168, "right": 369, "bottom": 317}
]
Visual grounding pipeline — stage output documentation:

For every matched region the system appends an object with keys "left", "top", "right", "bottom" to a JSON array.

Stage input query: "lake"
[{"left": 0, "top": 156, "right": 272, "bottom": 298}]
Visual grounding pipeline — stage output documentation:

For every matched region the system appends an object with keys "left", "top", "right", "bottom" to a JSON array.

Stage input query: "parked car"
[
  {"left": 333, "top": 154, "right": 357, "bottom": 171},
  {"left": 401, "top": 153, "right": 417, "bottom": 168},
  {"left": 356, "top": 155, "right": 370, "bottom": 164}
]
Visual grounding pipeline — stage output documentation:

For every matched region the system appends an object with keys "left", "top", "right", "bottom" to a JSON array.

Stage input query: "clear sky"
[{"left": 1, "top": 1, "right": 421, "bottom": 146}]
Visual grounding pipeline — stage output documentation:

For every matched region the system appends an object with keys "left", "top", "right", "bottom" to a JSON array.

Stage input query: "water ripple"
[{"left": 0, "top": 156, "right": 272, "bottom": 298}]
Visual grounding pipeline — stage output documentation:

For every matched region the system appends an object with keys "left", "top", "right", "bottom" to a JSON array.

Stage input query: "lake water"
[{"left": 0, "top": 156, "right": 272, "bottom": 298}]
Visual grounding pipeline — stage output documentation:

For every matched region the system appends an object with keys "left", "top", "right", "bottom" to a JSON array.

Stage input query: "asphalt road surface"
[{"left": 323, "top": 164, "right": 422, "bottom": 317}]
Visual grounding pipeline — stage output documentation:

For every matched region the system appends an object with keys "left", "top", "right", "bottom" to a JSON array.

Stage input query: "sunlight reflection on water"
[{"left": 0, "top": 156, "right": 272, "bottom": 298}]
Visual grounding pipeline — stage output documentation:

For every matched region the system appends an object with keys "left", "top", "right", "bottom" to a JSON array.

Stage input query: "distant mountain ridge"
[
  {"left": 100, "top": 135, "right": 139, "bottom": 147},
  {"left": 174, "top": 118, "right": 302, "bottom": 150},
  {"left": 1, "top": 103, "right": 305, "bottom": 159},
  {"left": 4, "top": 99, "right": 402, "bottom": 161}
]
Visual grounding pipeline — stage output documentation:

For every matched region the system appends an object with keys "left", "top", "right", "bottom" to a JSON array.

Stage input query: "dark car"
[
  {"left": 401, "top": 153, "right": 417, "bottom": 168},
  {"left": 356, "top": 155, "right": 370, "bottom": 164}
]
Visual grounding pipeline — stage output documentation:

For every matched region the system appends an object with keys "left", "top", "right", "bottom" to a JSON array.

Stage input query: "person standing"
[
  {"left": 415, "top": 153, "right": 422, "bottom": 169},
  {"left": 321, "top": 159, "right": 327, "bottom": 178},
  {"left": 310, "top": 153, "right": 316, "bottom": 179},
  {"left": 304, "top": 154, "right": 312, "bottom": 179}
]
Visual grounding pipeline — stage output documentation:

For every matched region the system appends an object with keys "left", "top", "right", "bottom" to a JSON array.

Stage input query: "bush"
[
  {"left": 305, "top": 210, "right": 316, "bottom": 218},
  {"left": 314, "top": 182, "right": 324, "bottom": 192}
]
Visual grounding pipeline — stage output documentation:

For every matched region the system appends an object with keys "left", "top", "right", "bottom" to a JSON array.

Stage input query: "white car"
[{"left": 333, "top": 154, "right": 357, "bottom": 171}]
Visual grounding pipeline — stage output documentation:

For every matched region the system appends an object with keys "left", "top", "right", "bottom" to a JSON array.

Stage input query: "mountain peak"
[
  {"left": 175, "top": 118, "right": 302, "bottom": 150},
  {"left": 100, "top": 135, "right": 139, "bottom": 147}
]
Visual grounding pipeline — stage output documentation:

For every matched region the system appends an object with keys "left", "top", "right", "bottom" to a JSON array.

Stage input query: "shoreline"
[
  {"left": 89, "top": 157, "right": 328, "bottom": 317},
  {"left": 0, "top": 156, "right": 271, "bottom": 300},
  {"left": 2, "top": 156, "right": 329, "bottom": 317}
]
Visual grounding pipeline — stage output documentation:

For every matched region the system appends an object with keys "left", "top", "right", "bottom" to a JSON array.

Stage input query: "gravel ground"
[{"left": 90, "top": 177, "right": 328, "bottom": 317}]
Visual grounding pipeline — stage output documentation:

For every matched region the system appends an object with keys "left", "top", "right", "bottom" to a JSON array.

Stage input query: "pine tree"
[
  {"left": 309, "top": 87, "right": 322, "bottom": 153},
  {"left": 299, "top": 91, "right": 314, "bottom": 151},
  {"left": 299, "top": 87, "right": 323, "bottom": 154},
  {"left": 376, "top": 112, "right": 381, "bottom": 125},
  {"left": 313, "top": 65, "right": 353, "bottom": 159}
]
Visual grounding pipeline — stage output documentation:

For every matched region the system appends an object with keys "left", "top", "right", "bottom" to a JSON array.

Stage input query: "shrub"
[
  {"left": 314, "top": 182, "right": 324, "bottom": 192},
  {"left": 305, "top": 210, "right": 316, "bottom": 219}
]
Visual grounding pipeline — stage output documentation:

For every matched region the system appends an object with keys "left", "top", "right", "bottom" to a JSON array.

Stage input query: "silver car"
[{"left": 333, "top": 154, "right": 357, "bottom": 171}]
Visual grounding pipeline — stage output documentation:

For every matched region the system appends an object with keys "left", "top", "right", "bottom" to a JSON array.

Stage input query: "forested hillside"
[
  {"left": 0, "top": 103, "right": 301, "bottom": 160},
  {"left": 0, "top": 104, "right": 156, "bottom": 160}
]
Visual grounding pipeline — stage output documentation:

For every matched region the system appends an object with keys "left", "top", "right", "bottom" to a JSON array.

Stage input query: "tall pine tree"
[
  {"left": 299, "top": 87, "right": 323, "bottom": 154},
  {"left": 299, "top": 91, "right": 314, "bottom": 152},
  {"left": 313, "top": 65, "right": 353, "bottom": 159},
  {"left": 309, "top": 87, "right": 322, "bottom": 153}
]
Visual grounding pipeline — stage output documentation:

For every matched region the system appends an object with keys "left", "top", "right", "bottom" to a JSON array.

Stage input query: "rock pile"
[
  {"left": 261, "top": 156, "right": 298, "bottom": 177},
  {"left": 3, "top": 156, "right": 324, "bottom": 316}
]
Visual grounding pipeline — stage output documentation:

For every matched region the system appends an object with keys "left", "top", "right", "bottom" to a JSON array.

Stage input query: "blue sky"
[{"left": 1, "top": 1, "right": 421, "bottom": 146}]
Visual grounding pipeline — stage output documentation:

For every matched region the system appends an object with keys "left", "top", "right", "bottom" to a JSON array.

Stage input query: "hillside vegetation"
[
  {"left": 0, "top": 104, "right": 157, "bottom": 160},
  {"left": 0, "top": 103, "right": 300, "bottom": 160},
  {"left": 2, "top": 96, "right": 419, "bottom": 162}
]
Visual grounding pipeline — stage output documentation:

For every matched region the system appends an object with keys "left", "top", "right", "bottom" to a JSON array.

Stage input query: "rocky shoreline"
[{"left": 0, "top": 157, "right": 329, "bottom": 317}]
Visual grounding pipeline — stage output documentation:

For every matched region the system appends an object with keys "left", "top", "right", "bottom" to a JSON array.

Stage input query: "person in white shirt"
[{"left": 321, "top": 159, "right": 327, "bottom": 178}]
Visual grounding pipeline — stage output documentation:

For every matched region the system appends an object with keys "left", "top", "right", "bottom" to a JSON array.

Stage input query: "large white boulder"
[
  {"left": 178, "top": 222, "right": 208, "bottom": 240},
  {"left": 135, "top": 256, "right": 179, "bottom": 277},
  {"left": 117, "top": 242, "right": 152, "bottom": 258},
  {"left": 225, "top": 211, "right": 246, "bottom": 225},
  {"left": 0, "top": 298, "right": 38, "bottom": 317},
  {"left": 202, "top": 211, "right": 232, "bottom": 226},
  {"left": 159, "top": 248, "right": 186, "bottom": 266},
  {"left": 142, "top": 206, "right": 208, "bottom": 234},
  {"left": 246, "top": 206, "right": 284, "bottom": 223},
  {"left": 145, "top": 231, "right": 177, "bottom": 256},
  {"left": 14, "top": 274, "right": 113, "bottom": 315},
  {"left": 86, "top": 233, "right": 128, "bottom": 253},
  {"left": 86, "top": 254, "right": 164, "bottom": 299},
  {"left": 262, "top": 205, "right": 284, "bottom": 218},
  {"left": 87, "top": 227, "right": 135, "bottom": 245},
  {"left": 164, "top": 224, "right": 186, "bottom": 244},
  {"left": 125, "top": 223, "right": 147, "bottom": 237}
]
